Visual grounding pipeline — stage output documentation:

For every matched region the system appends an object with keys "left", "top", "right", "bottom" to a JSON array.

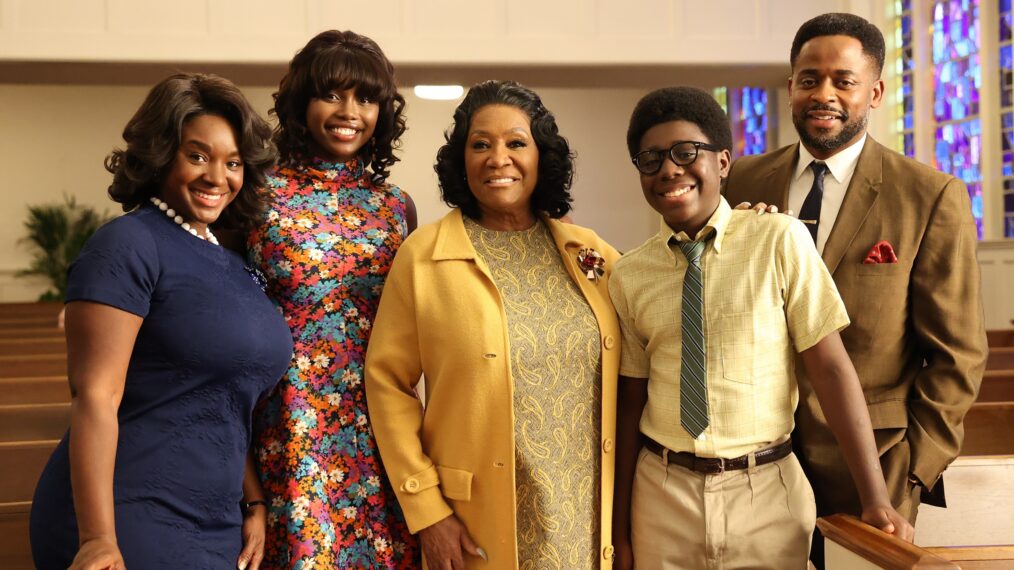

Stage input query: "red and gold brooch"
[{"left": 577, "top": 248, "right": 606, "bottom": 281}]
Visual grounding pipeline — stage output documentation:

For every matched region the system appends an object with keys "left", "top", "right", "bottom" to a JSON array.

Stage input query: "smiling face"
[
  {"left": 159, "top": 114, "right": 243, "bottom": 232},
  {"left": 464, "top": 104, "right": 540, "bottom": 230},
  {"left": 789, "top": 34, "right": 884, "bottom": 159},
  {"left": 305, "top": 86, "right": 379, "bottom": 162},
  {"left": 637, "top": 120, "right": 730, "bottom": 238}
]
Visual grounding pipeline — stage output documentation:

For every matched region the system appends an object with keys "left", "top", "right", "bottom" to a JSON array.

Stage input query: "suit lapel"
[
  {"left": 761, "top": 144, "right": 797, "bottom": 208},
  {"left": 821, "top": 139, "right": 884, "bottom": 275}
]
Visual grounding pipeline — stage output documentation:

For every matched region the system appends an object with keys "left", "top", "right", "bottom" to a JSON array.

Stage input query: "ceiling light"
[{"left": 413, "top": 85, "right": 464, "bottom": 100}]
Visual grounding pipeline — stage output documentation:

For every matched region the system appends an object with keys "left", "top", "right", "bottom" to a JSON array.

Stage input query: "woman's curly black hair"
[
  {"left": 105, "top": 73, "right": 276, "bottom": 231},
  {"left": 272, "top": 30, "right": 406, "bottom": 184},
  {"left": 435, "top": 80, "right": 574, "bottom": 220}
]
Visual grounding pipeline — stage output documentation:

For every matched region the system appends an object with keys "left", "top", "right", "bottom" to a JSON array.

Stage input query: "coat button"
[
  {"left": 603, "top": 335, "right": 615, "bottom": 350},
  {"left": 404, "top": 478, "right": 420, "bottom": 492},
  {"left": 602, "top": 545, "right": 614, "bottom": 560},
  {"left": 602, "top": 438, "right": 614, "bottom": 453}
]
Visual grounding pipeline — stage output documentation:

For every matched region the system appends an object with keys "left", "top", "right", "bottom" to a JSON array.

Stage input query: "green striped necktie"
[{"left": 677, "top": 232, "right": 713, "bottom": 439}]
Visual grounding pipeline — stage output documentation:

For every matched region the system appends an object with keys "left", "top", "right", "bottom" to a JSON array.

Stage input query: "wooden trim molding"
[{"left": 926, "top": 546, "right": 1014, "bottom": 562}]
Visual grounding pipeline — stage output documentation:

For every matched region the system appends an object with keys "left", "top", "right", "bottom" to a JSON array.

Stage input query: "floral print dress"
[{"left": 248, "top": 158, "right": 419, "bottom": 569}]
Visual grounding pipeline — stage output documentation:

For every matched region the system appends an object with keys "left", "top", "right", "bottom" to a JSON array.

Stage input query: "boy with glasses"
[{"left": 609, "top": 87, "right": 911, "bottom": 569}]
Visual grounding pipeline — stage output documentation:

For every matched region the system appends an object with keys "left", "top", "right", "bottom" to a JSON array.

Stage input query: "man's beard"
[{"left": 793, "top": 105, "right": 868, "bottom": 154}]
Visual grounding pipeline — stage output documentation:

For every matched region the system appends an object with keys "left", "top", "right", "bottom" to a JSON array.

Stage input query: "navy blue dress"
[{"left": 30, "top": 206, "right": 293, "bottom": 569}]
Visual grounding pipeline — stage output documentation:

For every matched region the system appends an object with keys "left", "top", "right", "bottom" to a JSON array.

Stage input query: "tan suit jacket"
[
  {"left": 724, "top": 137, "right": 987, "bottom": 519},
  {"left": 365, "top": 209, "right": 621, "bottom": 568}
]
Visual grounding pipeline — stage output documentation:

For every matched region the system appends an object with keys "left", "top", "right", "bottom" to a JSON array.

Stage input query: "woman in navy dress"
[{"left": 29, "top": 73, "right": 293, "bottom": 570}]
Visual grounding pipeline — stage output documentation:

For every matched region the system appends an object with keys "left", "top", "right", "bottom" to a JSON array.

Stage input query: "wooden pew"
[
  {"left": 986, "top": 347, "right": 1014, "bottom": 370},
  {"left": 0, "top": 303, "right": 62, "bottom": 319},
  {"left": 0, "top": 316, "right": 61, "bottom": 330},
  {"left": 0, "top": 327, "right": 62, "bottom": 340},
  {"left": 0, "top": 338, "right": 66, "bottom": 356},
  {"left": 0, "top": 501, "right": 33, "bottom": 570},
  {"left": 0, "top": 403, "right": 70, "bottom": 442},
  {"left": 978, "top": 371, "right": 1014, "bottom": 402},
  {"left": 987, "top": 329, "right": 1014, "bottom": 348},
  {"left": 0, "top": 440, "right": 56, "bottom": 505},
  {"left": 0, "top": 377, "right": 69, "bottom": 405},
  {"left": 0, "top": 441, "right": 57, "bottom": 570},
  {"left": 961, "top": 402, "right": 1014, "bottom": 456},
  {"left": 0, "top": 354, "right": 67, "bottom": 378}
]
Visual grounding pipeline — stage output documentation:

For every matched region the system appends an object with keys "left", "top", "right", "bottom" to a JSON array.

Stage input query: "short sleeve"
[
  {"left": 608, "top": 267, "right": 650, "bottom": 378},
  {"left": 779, "top": 220, "right": 850, "bottom": 352},
  {"left": 65, "top": 215, "right": 159, "bottom": 318}
]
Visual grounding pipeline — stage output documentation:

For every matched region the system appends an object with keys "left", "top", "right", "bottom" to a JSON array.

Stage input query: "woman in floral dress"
[{"left": 247, "top": 30, "right": 419, "bottom": 568}]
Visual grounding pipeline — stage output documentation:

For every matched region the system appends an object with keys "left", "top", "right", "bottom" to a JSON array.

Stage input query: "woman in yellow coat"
[{"left": 365, "top": 81, "right": 620, "bottom": 569}]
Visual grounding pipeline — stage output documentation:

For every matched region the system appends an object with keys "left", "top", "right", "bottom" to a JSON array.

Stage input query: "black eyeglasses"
[{"left": 631, "top": 141, "right": 722, "bottom": 175}]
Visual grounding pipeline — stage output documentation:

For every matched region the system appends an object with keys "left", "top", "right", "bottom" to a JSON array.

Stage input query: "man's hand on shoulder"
[{"left": 733, "top": 202, "right": 795, "bottom": 217}]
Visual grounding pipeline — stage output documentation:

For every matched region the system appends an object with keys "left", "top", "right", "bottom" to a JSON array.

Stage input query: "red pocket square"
[{"left": 863, "top": 240, "right": 898, "bottom": 264}]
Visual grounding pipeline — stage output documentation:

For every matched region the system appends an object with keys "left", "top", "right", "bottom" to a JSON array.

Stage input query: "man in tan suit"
[{"left": 724, "top": 12, "right": 987, "bottom": 561}]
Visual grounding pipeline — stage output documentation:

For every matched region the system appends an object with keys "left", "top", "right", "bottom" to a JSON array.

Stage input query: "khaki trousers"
[{"left": 631, "top": 447, "right": 816, "bottom": 570}]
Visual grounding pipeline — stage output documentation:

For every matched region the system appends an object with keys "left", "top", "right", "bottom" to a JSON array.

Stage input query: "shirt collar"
[
  {"left": 657, "top": 197, "right": 732, "bottom": 254},
  {"left": 793, "top": 134, "right": 867, "bottom": 184}
]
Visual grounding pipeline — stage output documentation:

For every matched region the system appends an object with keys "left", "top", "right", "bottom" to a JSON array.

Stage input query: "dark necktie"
[
  {"left": 798, "top": 161, "right": 828, "bottom": 243},
  {"left": 677, "top": 232, "right": 713, "bottom": 439}
]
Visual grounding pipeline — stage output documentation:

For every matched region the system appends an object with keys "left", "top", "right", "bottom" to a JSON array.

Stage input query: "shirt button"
[
  {"left": 602, "top": 438, "right": 614, "bottom": 453},
  {"left": 697, "top": 434, "right": 707, "bottom": 441},
  {"left": 602, "top": 545, "right": 615, "bottom": 560},
  {"left": 404, "top": 478, "right": 419, "bottom": 492},
  {"left": 603, "top": 335, "right": 616, "bottom": 350}
]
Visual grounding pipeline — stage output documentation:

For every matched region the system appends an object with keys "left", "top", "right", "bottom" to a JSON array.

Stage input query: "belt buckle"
[{"left": 696, "top": 457, "right": 724, "bottom": 474}]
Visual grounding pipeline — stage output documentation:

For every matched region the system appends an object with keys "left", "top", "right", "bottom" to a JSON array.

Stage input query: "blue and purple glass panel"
[
  {"left": 896, "top": 4, "right": 915, "bottom": 157},
  {"left": 1002, "top": 44, "right": 1013, "bottom": 107},
  {"left": 1002, "top": 0, "right": 1012, "bottom": 42},
  {"left": 736, "top": 87, "right": 767, "bottom": 156},
  {"left": 935, "top": 120, "right": 984, "bottom": 237},
  {"left": 934, "top": 55, "right": 981, "bottom": 121},
  {"left": 1003, "top": 0, "right": 1014, "bottom": 236},
  {"left": 933, "top": 0, "right": 980, "bottom": 63}
]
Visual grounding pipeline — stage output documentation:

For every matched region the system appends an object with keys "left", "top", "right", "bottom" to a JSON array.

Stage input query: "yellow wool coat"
[{"left": 365, "top": 209, "right": 620, "bottom": 569}]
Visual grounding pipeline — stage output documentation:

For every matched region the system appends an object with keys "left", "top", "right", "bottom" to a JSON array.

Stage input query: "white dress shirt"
[{"left": 787, "top": 135, "right": 867, "bottom": 253}]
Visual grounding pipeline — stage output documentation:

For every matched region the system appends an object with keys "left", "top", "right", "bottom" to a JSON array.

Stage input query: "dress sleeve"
[{"left": 65, "top": 216, "right": 160, "bottom": 318}]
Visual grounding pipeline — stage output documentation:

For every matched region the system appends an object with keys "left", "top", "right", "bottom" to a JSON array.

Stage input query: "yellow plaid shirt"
[{"left": 609, "top": 198, "right": 849, "bottom": 458}]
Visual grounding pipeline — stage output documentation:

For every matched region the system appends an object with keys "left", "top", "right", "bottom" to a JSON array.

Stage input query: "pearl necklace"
[{"left": 149, "top": 197, "right": 219, "bottom": 245}]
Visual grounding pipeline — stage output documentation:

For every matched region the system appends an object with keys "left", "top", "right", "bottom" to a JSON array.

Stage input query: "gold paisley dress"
[{"left": 465, "top": 218, "right": 602, "bottom": 569}]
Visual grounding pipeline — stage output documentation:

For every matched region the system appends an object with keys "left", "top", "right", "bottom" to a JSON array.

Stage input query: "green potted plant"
[{"left": 18, "top": 195, "right": 113, "bottom": 301}]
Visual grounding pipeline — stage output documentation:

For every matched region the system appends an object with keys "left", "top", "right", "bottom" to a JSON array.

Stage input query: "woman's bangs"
[{"left": 312, "top": 49, "right": 395, "bottom": 103}]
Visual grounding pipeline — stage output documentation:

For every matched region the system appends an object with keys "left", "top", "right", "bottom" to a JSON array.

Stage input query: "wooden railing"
[{"left": 820, "top": 514, "right": 1014, "bottom": 569}]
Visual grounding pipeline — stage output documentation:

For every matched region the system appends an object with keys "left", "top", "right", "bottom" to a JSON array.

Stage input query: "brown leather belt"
[{"left": 643, "top": 437, "right": 792, "bottom": 475}]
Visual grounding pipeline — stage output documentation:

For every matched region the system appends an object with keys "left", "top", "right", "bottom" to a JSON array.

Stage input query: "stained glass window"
[
  {"left": 1001, "top": 0, "right": 1014, "bottom": 236},
  {"left": 895, "top": 1, "right": 916, "bottom": 156},
  {"left": 712, "top": 87, "right": 767, "bottom": 157},
  {"left": 734, "top": 88, "right": 768, "bottom": 156},
  {"left": 933, "top": 0, "right": 984, "bottom": 237},
  {"left": 713, "top": 87, "right": 728, "bottom": 114}
]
